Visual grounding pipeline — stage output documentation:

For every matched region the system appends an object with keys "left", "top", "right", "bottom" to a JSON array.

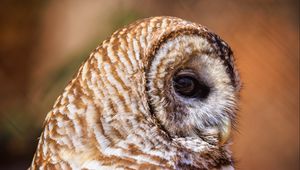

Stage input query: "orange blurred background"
[{"left": 0, "top": 0, "right": 299, "bottom": 169}]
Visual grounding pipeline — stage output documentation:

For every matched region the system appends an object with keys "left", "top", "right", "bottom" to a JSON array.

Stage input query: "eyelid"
[{"left": 175, "top": 69, "right": 198, "bottom": 79}]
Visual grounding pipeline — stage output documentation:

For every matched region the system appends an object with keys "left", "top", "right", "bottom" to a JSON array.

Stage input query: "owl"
[{"left": 30, "top": 16, "right": 241, "bottom": 170}]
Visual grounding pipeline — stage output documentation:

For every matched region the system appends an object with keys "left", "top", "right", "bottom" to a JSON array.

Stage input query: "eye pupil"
[
  {"left": 174, "top": 77, "right": 195, "bottom": 96},
  {"left": 173, "top": 74, "right": 210, "bottom": 99}
]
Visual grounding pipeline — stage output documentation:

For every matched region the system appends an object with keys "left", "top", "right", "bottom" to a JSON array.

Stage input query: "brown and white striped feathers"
[{"left": 30, "top": 16, "right": 241, "bottom": 170}]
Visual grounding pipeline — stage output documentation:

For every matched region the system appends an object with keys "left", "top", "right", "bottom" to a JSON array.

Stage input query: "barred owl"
[{"left": 30, "top": 16, "right": 240, "bottom": 170}]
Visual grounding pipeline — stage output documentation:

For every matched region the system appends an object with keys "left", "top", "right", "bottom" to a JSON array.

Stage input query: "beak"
[{"left": 218, "top": 119, "right": 231, "bottom": 146}]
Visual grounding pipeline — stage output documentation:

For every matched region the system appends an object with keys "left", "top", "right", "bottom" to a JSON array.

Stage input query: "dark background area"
[{"left": 0, "top": 0, "right": 299, "bottom": 169}]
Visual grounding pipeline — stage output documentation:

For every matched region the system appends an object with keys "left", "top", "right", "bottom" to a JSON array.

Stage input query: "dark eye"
[{"left": 173, "top": 72, "right": 210, "bottom": 99}]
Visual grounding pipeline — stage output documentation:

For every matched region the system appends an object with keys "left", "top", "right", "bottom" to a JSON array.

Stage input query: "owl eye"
[{"left": 173, "top": 72, "right": 210, "bottom": 99}]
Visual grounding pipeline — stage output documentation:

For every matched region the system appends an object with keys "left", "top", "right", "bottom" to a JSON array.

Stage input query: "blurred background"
[{"left": 0, "top": 0, "right": 298, "bottom": 169}]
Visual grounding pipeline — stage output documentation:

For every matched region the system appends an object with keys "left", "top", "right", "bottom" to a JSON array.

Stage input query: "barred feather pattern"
[{"left": 30, "top": 16, "right": 240, "bottom": 170}]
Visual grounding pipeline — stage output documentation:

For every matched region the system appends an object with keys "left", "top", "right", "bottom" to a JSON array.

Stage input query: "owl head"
[
  {"left": 31, "top": 16, "right": 241, "bottom": 170},
  {"left": 146, "top": 27, "right": 240, "bottom": 146}
]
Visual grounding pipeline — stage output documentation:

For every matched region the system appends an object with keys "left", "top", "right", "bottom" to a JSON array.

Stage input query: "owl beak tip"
[{"left": 218, "top": 119, "right": 231, "bottom": 146}]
